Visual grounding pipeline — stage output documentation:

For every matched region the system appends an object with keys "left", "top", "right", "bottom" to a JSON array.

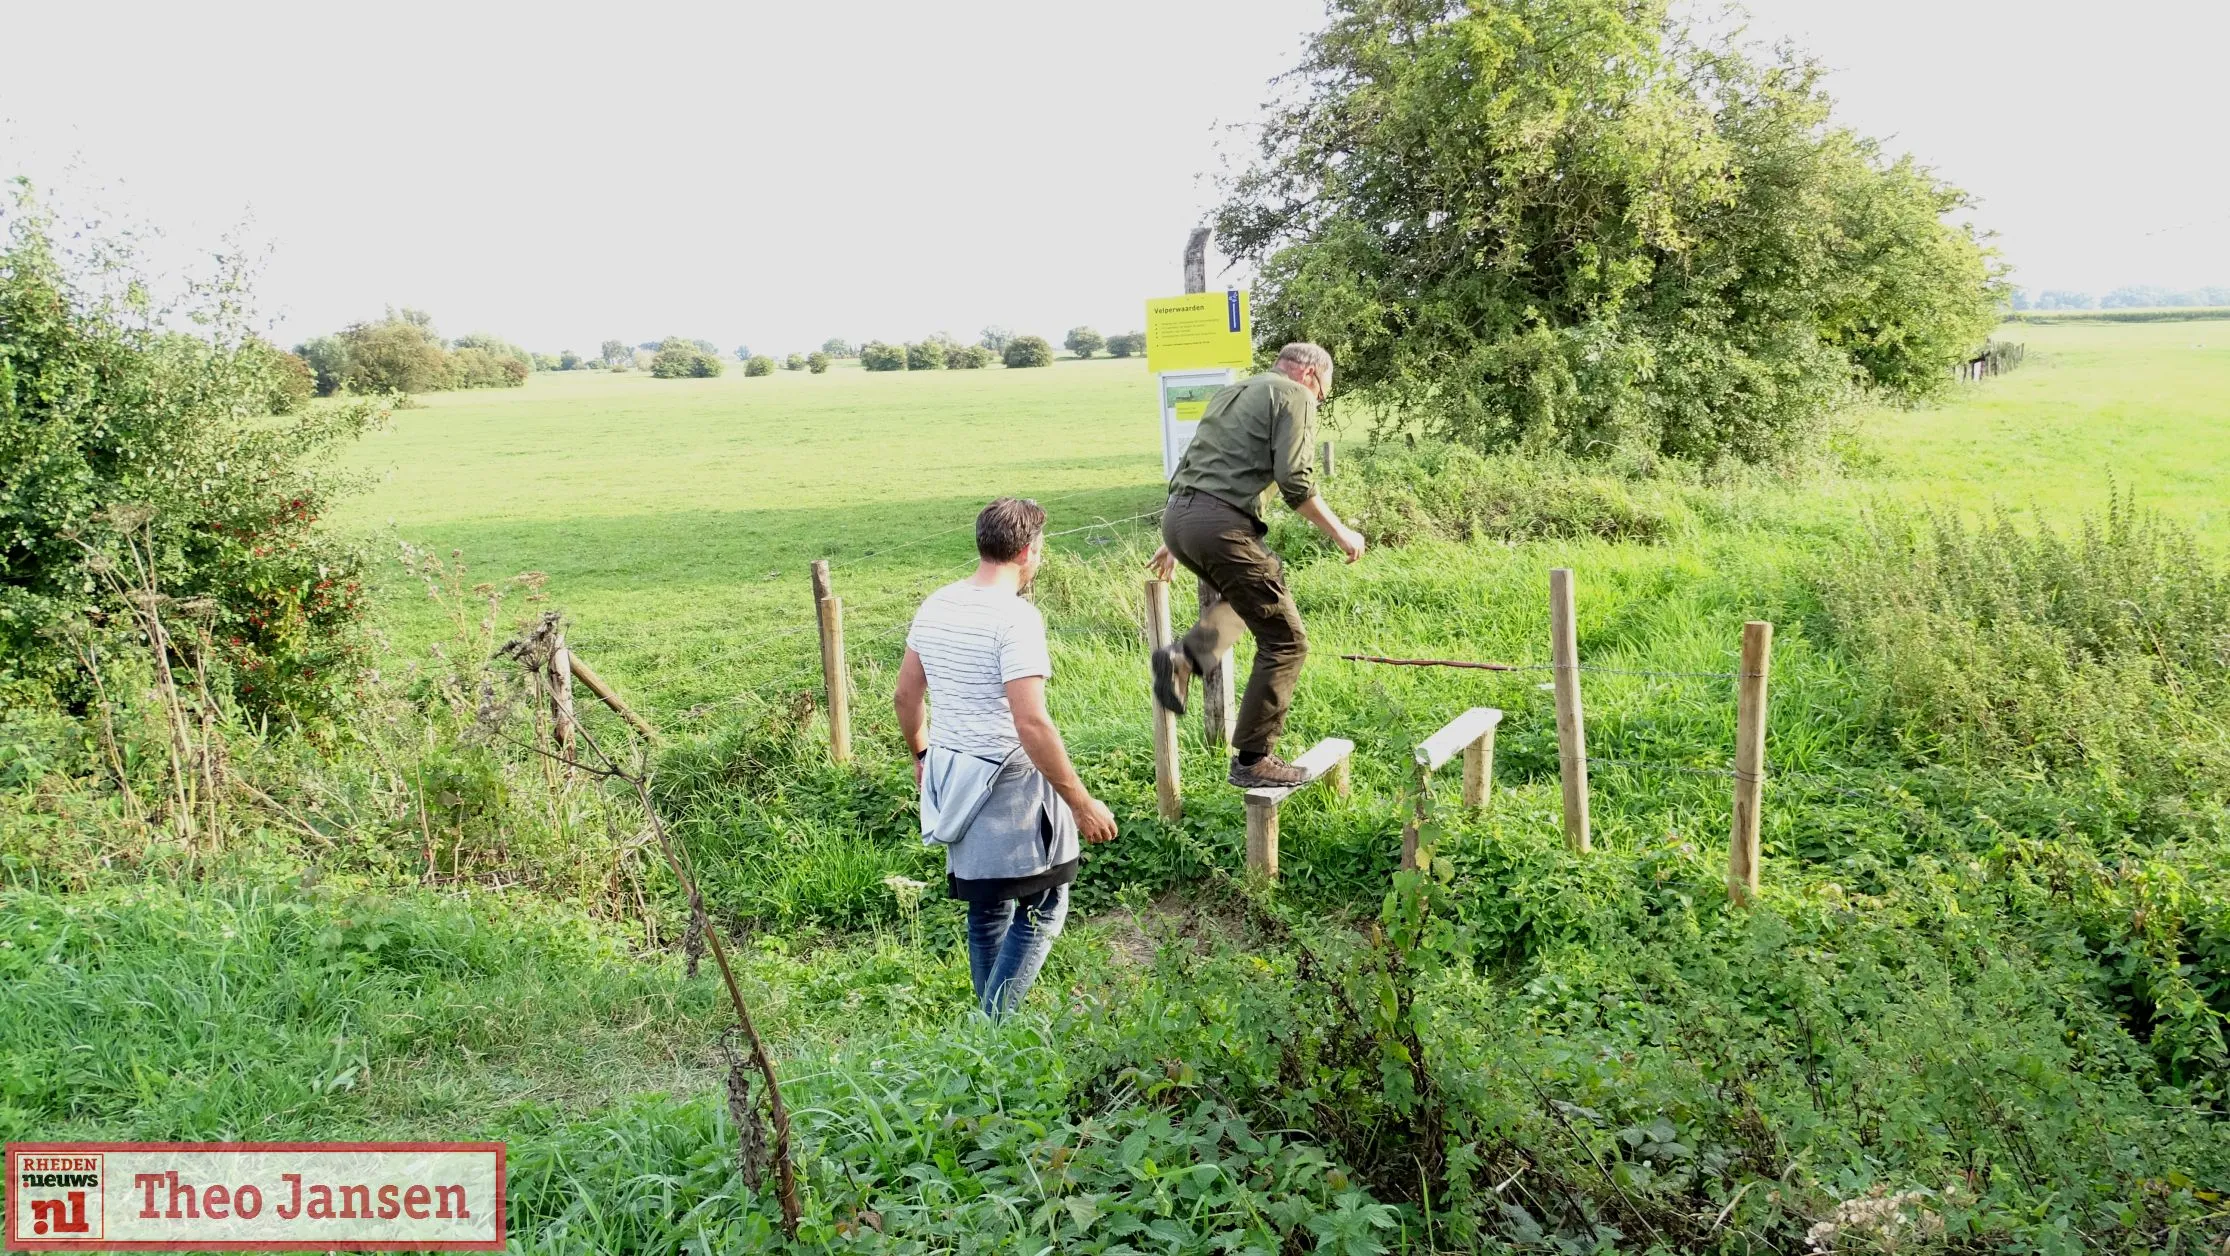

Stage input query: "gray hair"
[{"left": 1275, "top": 342, "right": 1333, "bottom": 375}]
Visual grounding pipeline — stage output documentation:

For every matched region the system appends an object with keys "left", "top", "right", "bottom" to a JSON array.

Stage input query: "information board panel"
[
  {"left": 1144, "top": 290, "right": 1252, "bottom": 374},
  {"left": 1147, "top": 289, "right": 1253, "bottom": 481}
]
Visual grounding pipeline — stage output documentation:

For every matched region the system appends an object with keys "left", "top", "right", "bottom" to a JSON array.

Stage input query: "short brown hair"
[{"left": 976, "top": 497, "right": 1046, "bottom": 562}]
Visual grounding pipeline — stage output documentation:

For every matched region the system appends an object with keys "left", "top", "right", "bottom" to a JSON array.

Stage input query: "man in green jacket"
[{"left": 1149, "top": 342, "right": 1366, "bottom": 789}]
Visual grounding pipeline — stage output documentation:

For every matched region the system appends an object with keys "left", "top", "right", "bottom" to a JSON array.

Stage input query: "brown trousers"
[{"left": 1161, "top": 491, "right": 1307, "bottom": 756}]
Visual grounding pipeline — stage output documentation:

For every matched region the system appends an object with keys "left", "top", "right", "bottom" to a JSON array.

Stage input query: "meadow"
[{"left": 10, "top": 322, "right": 2230, "bottom": 1252}]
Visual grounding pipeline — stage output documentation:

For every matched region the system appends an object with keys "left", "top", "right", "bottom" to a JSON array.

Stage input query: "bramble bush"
[
  {"left": 744, "top": 355, "right": 775, "bottom": 377},
  {"left": 805, "top": 351, "right": 830, "bottom": 374},
  {"left": 858, "top": 341, "right": 906, "bottom": 372},
  {"left": 1, "top": 184, "right": 381, "bottom": 727},
  {"left": 904, "top": 340, "right": 946, "bottom": 370}
]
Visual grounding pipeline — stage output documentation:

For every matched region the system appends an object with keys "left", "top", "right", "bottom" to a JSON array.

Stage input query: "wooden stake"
[
  {"left": 1462, "top": 727, "right": 1494, "bottom": 809},
  {"left": 1197, "top": 579, "right": 1237, "bottom": 751},
  {"left": 549, "top": 630, "right": 577, "bottom": 769},
  {"left": 568, "top": 653, "right": 658, "bottom": 741},
  {"left": 1549, "top": 568, "right": 1591, "bottom": 852},
  {"left": 1245, "top": 798, "right": 1277, "bottom": 879},
  {"left": 1319, "top": 439, "right": 1335, "bottom": 480},
  {"left": 1144, "top": 579, "right": 1183, "bottom": 820},
  {"left": 818, "top": 604, "right": 851, "bottom": 765},
  {"left": 1728, "top": 620, "right": 1773, "bottom": 905},
  {"left": 809, "top": 560, "right": 850, "bottom": 762}
]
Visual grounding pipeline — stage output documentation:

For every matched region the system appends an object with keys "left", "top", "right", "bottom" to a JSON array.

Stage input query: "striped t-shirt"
[{"left": 906, "top": 582, "right": 1054, "bottom": 756}]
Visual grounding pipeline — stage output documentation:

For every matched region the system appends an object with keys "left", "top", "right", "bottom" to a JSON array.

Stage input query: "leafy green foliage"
[
  {"left": 858, "top": 341, "right": 906, "bottom": 371},
  {"left": 1292, "top": 441, "right": 1680, "bottom": 551},
  {"left": 743, "top": 355, "right": 775, "bottom": 377},
  {"left": 782, "top": 353, "right": 806, "bottom": 371},
  {"left": 945, "top": 343, "right": 994, "bottom": 369},
  {"left": 1216, "top": 0, "right": 2002, "bottom": 463},
  {"left": 290, "top": 313, "right": 529, "bottom": 395},
  {"left": 805, "top": 351, "right": 830, "bottom": 374},
  {"left": 1105, "top": 331, "right": 1144, "bottom": 358},
  {"left": 650, "top": 337, "right": 724, "bottom": 378},
  {"left": 0, "top": 189, "right": 379, "bottom": 723},
  {"left": 1003, "top": 335, "right": 1053, "bottom": 368},
  {"left": 1064, "top": 326, "right": 1104, "bottom": 359},
  {"left": 905, "top": 340, "right": 946, "bottom": 370}
]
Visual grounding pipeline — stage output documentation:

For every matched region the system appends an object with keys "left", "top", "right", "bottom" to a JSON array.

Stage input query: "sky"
[{"left": 4, "top": 1, "right": 2225, "bottom": 354}]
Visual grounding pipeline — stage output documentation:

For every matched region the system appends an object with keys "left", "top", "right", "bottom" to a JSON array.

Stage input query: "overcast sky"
[{"left": 5, "top": 1, "right": 2224, "bottom": 353}]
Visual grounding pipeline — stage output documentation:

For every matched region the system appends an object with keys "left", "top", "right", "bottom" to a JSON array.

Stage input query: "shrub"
[
  {"left": 944, "top": 344, "right": 993, "bottom": 369},
  {"left": 1104, "top": 330, "right": 1144, "bottom": 358},
  {"left": 1217, "top": 0, "right": 2002, "bottom": 463},
  {"left": 859, "top": 341, "right": 906, "bottom": 371},
  {"left": 1, "top": 189, "right": 381, "bottom": 725},
  {"left": 336, "top": 313, "right": 452, "bottom": 393},
  {"left": 806, "top": 351, "right": 830, "bottom": 374},
  {"left": 905, "top": 340, "right": 946, "bottom": 370},
  {"left": 250, "top": 339, "right": 317, "bottom": 413},
  {"left": 556, "top": 349, "right": 582, "bottom": 370},
  {"left": 820, "top": 338, "right": 853, "bottom": 358},
  {"left": 743, "top": 354, "right": 775, "bottom": 377},
  {"left": 650, "top": 337, "right": 723, "bottom": 378},
  {"left": 1002, "top": 335, "right": 1053, "bottom": 368},
  {"left": 783, "top": 353, "right": 806, "bottom": 371},
  {"left": 1063, "top": 326, "right": 1104, "bottom": 358}
]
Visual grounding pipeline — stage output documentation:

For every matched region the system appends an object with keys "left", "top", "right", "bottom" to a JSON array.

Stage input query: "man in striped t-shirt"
[{"left": 895, "top": 497, "right": 1117, "bottom": 1017}]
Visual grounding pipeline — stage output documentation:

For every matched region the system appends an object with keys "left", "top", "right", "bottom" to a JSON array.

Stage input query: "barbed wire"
[
  {"left": 1585, "top": 756, "right": 1735, "bottom": 779},
  {"left": 1342, "top": 653, "right": 1740, "bottom": 680}
]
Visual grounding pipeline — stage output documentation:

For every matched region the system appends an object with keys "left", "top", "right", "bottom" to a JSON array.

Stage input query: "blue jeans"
[{"left": 966, "top": 884, "right": 1069, "bottom": 1018}]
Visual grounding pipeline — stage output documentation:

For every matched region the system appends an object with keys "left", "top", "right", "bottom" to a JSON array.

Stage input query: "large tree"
[{"left": 1215, "top": 0, "right": 2002, "bottom": 462}]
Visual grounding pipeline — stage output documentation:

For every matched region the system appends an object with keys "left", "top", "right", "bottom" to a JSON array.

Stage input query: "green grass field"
[
  {"left": 14, "top": 321, "right": 2230, "bottom": 1251},
  {"left": 341, "top": 320, "right": 2230, "bottom": 722}
]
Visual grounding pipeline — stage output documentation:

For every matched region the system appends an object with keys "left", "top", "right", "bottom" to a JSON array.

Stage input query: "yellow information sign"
[{"left": 1144, "top": 290, "right": 1253, "bottom": 373}]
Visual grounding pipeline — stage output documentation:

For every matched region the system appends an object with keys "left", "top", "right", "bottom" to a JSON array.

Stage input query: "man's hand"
[
  {"left": 1075, "top": 795, "right": 1118, "bottom": 844},
  {"left": 1333, "top": 522, "right": 1366, "bottom": 564},
  {"left": 1147, "top": 545, "right": 1177, "bottom": 582}
]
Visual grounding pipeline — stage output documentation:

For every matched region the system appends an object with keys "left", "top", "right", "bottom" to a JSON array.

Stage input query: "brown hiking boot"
[
  {"left": 1151, "top": 644, "right": 1193, "bottom": 715},
  {"left": 1229, "top": 753, "right": 1312, "bottom": 790}
]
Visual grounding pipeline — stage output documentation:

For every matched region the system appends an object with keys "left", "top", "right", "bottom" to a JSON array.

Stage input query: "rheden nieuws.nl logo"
[{"left": 6, "top": 1143, "right": 504, "bottom": 1252}]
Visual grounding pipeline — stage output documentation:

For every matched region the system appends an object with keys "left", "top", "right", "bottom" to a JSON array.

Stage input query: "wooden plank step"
[
  {"left": 1415, "top": 707, "right": 1502, "bottom": 771},
  {"left": 1243, "top": 737, "right": 1355, "bottom": 807}
]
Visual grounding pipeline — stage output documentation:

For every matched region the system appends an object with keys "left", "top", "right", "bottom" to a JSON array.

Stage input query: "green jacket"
[{"left": 1169, "top": 372, "right": 1317, "bottom": 518}]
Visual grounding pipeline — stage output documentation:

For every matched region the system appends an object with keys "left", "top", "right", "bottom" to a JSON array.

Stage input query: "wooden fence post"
[
  {"left": 810, "top": 560, "right": 850, "bottom": 763},
  {"left": 1144, "top": 579, "right": 1184, "bottom": 820},
  {"left": 548, "top": 628, "right": 577, "bottom": 770},
  {"left": 1549, "top": 568, "right": 1591, "bottom": 852},
  {"left": 1198, "top": 581, "right": 1237, "bottom": 752},
  {"left": 1728, "top": 620, "right": 1773, "bottom": 905},
  {"left": 1319, "top": 440, "right": 1336, "bottom": 480}
]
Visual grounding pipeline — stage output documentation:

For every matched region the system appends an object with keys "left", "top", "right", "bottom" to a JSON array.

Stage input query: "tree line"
[
  {"left": 2015, "top": 286, "right": 2230, "bottom": 311},
  {"left": 293, "top": 309, "right": 532, "bottom": 397}
]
